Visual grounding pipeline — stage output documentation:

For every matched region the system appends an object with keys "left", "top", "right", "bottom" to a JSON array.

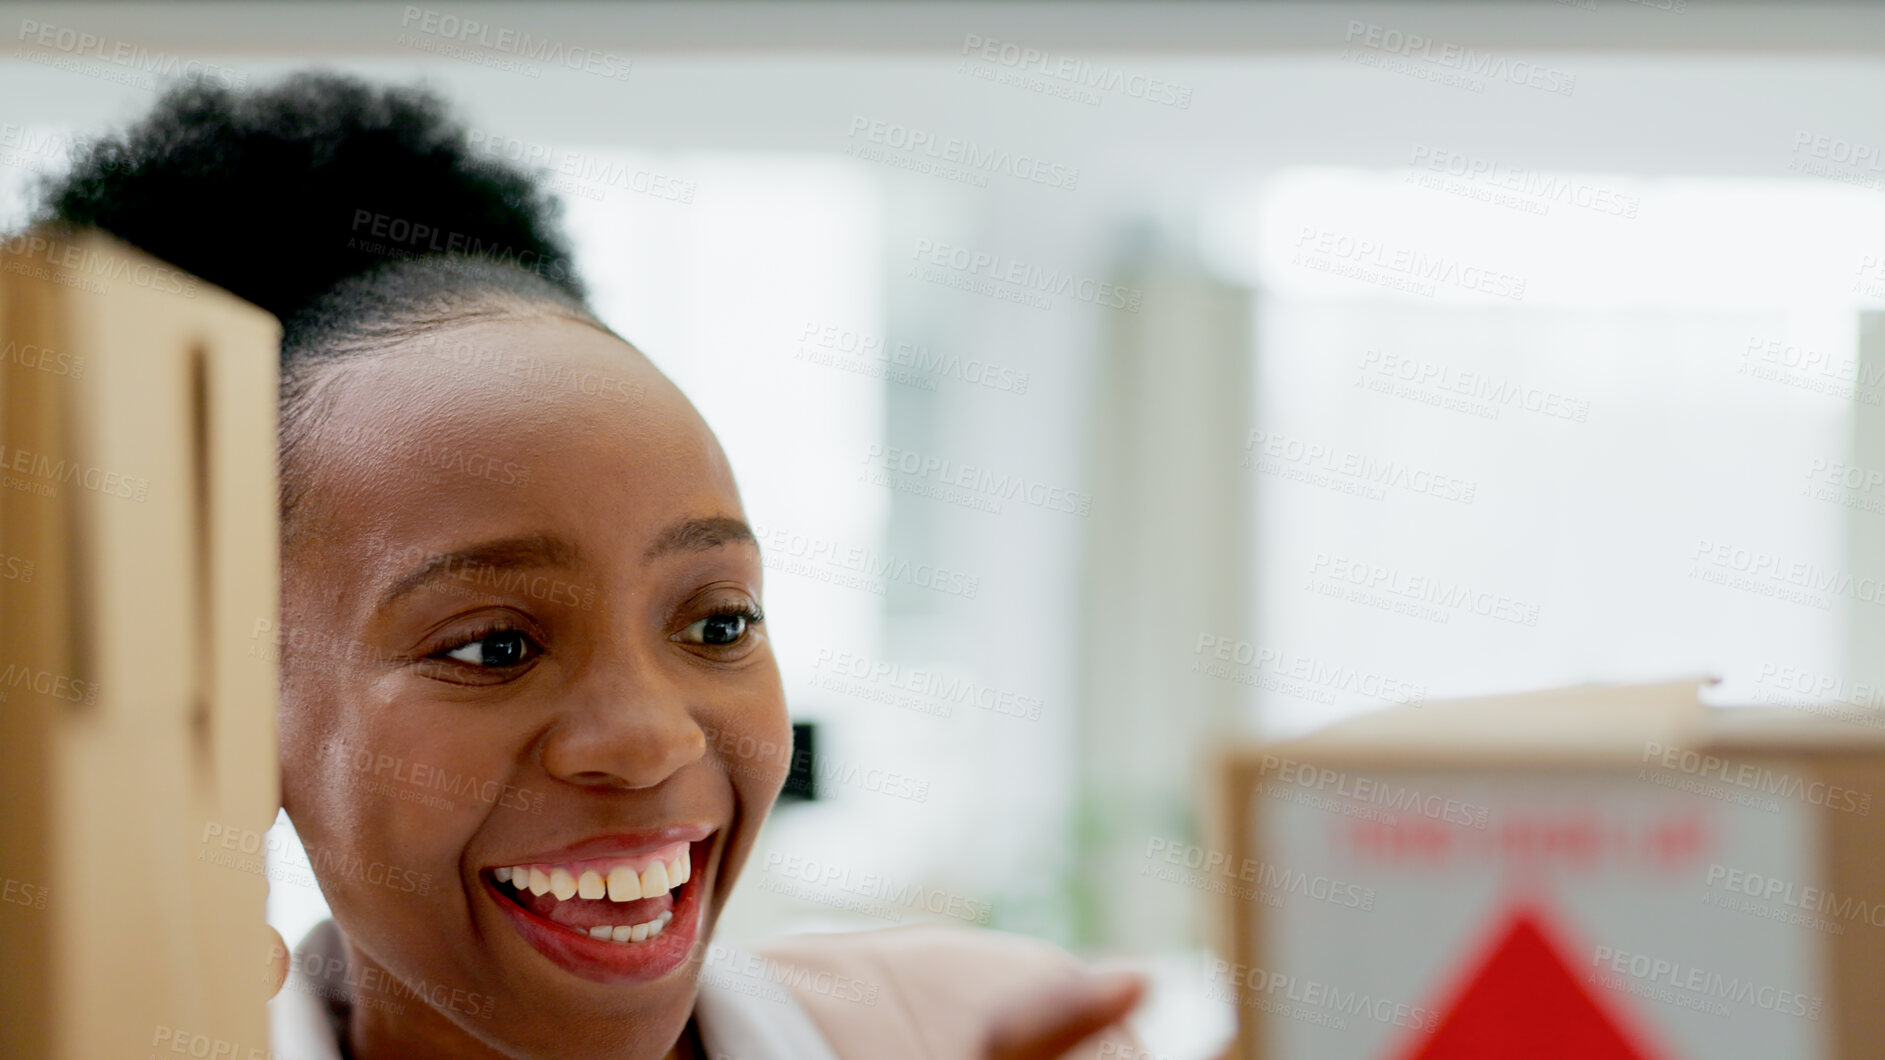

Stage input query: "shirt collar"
[{"left": 269, "top": 919, "right": 836, "bottom": 1060}]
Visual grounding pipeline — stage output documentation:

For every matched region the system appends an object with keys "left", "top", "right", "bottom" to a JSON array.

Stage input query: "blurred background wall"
[{"left": 5, "top": 3, "right": 1885, "bottom": 1055}]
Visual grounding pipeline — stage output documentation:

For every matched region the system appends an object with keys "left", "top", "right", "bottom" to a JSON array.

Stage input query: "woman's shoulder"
[{"left": 745, "top": 923, "right": 1138, "bottom": 1059}]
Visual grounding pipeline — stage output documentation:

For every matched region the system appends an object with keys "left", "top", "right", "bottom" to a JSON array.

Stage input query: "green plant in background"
[{"left": 1059, "top": 781, "right": 1198, "bottom": 954}]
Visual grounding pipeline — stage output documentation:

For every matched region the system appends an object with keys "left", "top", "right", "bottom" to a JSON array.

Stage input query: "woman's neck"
[{"left": 342, "top": 942, "right": 699, "bottom": 1060}]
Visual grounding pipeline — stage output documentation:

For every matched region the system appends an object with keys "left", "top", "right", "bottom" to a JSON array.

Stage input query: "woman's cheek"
[
  {"left": 701, "top": 677, "right": 794, "bottom": 805},
  {"left": 701, "top": 715, "right": 789, "bottom": 798}
]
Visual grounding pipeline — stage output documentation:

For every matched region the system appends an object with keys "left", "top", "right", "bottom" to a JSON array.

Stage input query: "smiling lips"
[{"left": 491, "top": 842, "right": 692, "bottom": 944}]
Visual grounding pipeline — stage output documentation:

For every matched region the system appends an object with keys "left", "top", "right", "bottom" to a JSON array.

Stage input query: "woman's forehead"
[
  {"left": 287, "top": 317, "right": 742, "bottom": 560},
  {"left": 310, "top": 318, "right": 708, "bottom": 460}
]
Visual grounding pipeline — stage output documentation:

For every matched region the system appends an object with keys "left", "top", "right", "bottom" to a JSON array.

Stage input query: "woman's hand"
[
  {"left": 264, "top": 923, "right": 290, "bottom": 998},
  {"left": 981, "top": 970, "right": 1146, "bottom": 1060}
]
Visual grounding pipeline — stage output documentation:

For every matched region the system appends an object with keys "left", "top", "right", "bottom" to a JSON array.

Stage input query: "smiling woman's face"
[{"left": 275, "top": 315, "right": 790, "bottom": 1060}]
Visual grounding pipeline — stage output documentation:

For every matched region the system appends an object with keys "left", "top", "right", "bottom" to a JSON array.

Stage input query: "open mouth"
[
  {"left": 482, "top": 833, "right": 714, "bottom": 984},
  {"left": 487, "top": 841, "right": 693, "bottom": 944}
]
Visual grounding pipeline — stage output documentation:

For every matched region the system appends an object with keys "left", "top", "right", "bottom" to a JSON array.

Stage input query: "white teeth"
[
  {"left": 508, "top": 850, "right": 690, "bottom": 903},
  {"left": 641, "top": 860, "right": 671, "bottom": 897},
  {"left": 588, "top": 910, "right": 674, "bottom": 945},
  {"left": 608, "top": 865, "right": 642, "bottom": 902}
]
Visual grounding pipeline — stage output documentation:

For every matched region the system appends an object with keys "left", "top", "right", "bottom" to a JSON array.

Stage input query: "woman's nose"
[{"left": 536, "top": 654, "right": 707, "bottom": 791}]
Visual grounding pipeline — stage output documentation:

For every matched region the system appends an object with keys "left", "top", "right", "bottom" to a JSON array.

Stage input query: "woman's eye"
[
  {"left": 678, "top": 611, "right": 754, "bottom": 647},
  {"left": 440, "top": 629, "right": 537, "bottom": 668}
]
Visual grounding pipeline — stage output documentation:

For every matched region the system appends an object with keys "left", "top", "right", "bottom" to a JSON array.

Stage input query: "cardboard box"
[
  {"left": 0, "top": 227, "right": 281, "bottom": 1059},
  {"left": 1214, "top": 680, "right": 1885, "bottom": 1059}
]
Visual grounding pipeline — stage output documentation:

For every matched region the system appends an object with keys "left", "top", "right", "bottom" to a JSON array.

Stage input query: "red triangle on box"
[{"left": 1398, "top": 906, "right": 1665, "bottom": 1060}]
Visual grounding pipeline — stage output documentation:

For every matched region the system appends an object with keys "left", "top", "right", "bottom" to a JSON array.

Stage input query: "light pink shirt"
[{"left": 271, "top": 919, "right": 1138, "bottom": 1059}]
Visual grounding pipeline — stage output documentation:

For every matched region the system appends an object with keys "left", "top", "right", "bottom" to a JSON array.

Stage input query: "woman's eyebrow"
[
  {"left": 376, "top": 533, "right": 582, "bottom": 610},
  {"left": 642, "top": 516, "right": 757, "bottom": 563}
]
